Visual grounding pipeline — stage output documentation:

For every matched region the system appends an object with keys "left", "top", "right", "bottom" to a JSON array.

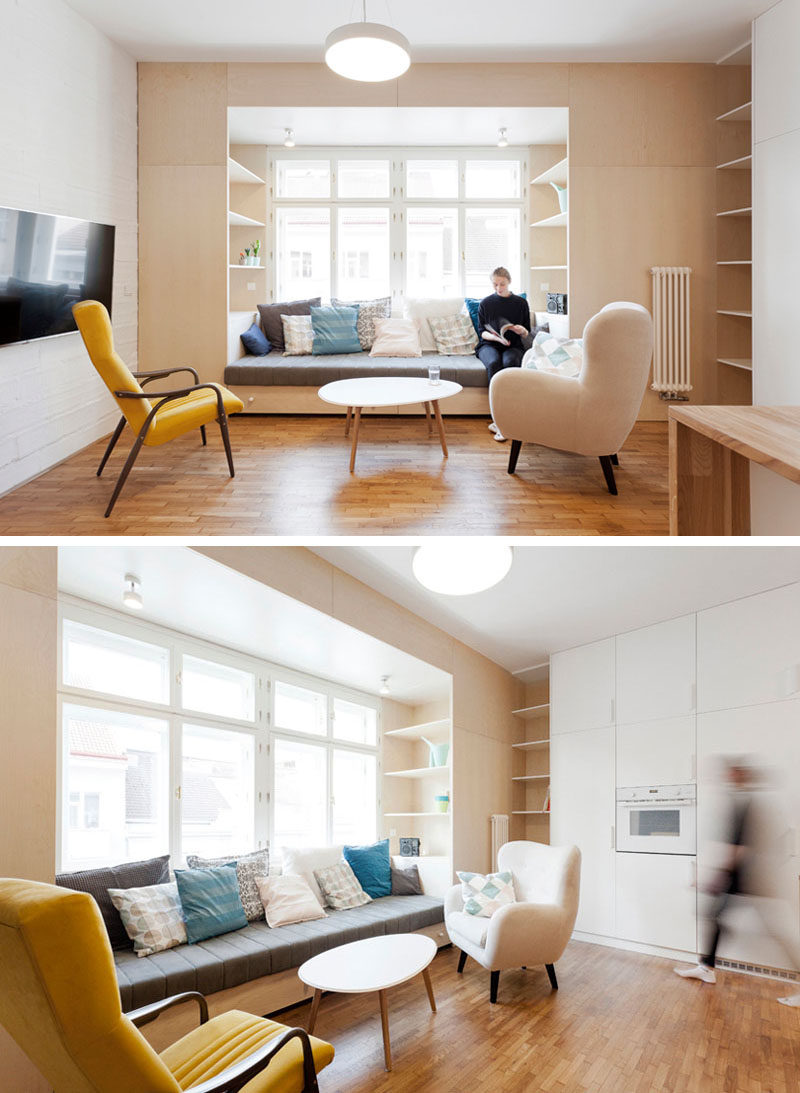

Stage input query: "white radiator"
[
  {"left": 650, "top": 266, "right": 692, "bottom": 395},
  {"left": 490, "top": 814, "right": 509, "bottom": 871}
]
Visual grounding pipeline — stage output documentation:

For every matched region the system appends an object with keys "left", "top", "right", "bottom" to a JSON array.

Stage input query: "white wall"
[
  {"left": 0, "top": 0, "right": 137, "bottom": 496},
  {"left": 751, "top": 0, "right": 800, "bottom": 531}
]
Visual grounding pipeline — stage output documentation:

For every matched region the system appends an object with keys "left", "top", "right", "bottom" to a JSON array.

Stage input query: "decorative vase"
[
  {"left": 550, "top": 182, "right": 568, "bottom": 214},
  {"left": 434, "top": 793, "right": 450, "bottom": 813},
  {"left": 421, "top": 737, "right": 449, "bottom": 767}
]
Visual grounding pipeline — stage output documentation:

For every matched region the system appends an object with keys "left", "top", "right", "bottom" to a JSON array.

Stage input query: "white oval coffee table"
[
  {"left": 298, "top": 933, "right": 437, "bottom": 1072},
  {"left": 317, "top": 376, "right": 463, "bottom": 472}
]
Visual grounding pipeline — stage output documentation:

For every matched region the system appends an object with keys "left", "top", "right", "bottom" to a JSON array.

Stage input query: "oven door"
[{"left": 616, "top": 800, "right": 696, "bottom": 854}]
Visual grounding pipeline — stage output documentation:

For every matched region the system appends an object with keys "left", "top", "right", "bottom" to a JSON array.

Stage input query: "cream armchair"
[
  {"left": 445, "top": 842, "right": 581, "bottom": 1003},
  {"left": 489, "top": 302, "right": 654, "bottom": 494}
]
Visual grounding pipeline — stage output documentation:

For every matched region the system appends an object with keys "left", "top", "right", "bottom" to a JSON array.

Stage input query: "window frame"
[{"left": 267, "top": 146, "right": 528, "bottom": 304}]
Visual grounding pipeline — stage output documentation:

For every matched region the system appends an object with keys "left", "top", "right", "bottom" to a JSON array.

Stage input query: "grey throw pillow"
[
  {"left": 185, "top": 848, "right": 269, "bottom": 921},
  {"left": 390, "top": 864, "right": 423, "bottom": 895},
  {"left": 258, "top": 298, "right": 321, "bottom": 353}
]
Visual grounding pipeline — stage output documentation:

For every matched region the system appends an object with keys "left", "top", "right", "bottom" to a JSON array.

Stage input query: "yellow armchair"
[
  {"left": 0, "top": 879, "right": 334, "bottom": 1093},
  {"left": 73, "top": 301, "right": 244, "bottom": 517}
]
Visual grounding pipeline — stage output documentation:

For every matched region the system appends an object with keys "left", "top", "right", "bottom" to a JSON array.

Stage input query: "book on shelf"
[
  {"left": 481, "top": 319, "right": 518, "bottom": 346},
  {"left": 543, "top": 786, "right": 551, "bottom": 812}
]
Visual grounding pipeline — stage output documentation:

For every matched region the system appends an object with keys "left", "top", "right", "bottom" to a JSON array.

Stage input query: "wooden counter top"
[{"left": 669, "top": 405, "right": 800, "bottom": 486}]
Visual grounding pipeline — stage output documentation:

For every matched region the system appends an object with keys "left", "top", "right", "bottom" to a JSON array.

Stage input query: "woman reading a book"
[{"left": 476, "top": 266, "right": 531, "bottom": 441}]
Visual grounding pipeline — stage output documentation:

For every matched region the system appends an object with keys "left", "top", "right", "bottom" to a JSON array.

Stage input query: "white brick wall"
[{"left": 0, "top": 0, "right": 138, "bottom": 496}]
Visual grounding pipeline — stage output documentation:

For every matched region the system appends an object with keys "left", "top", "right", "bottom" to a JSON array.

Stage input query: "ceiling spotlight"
[
  {"left": 325, "top": 1, "right": 410, "bottom": 82},
  {"left": 122, "top": 573, "right": 143, "bottom": 611},
  {"left": 497, "top": 127, "right": 509, "bottom": 148},
  {"left": 412, "top": 544, "right": 513, "bottom": 596},
  {"left": 283, "top": 128, "right": 296, "bottom": 148},
  {"left": 379, "top": 676, "right": 391, "bottom": 696}
]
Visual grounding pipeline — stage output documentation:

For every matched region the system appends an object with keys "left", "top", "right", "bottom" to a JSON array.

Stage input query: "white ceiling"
[
  {"left": 57, "top": 547, "right": 450, "bottom": 704},
  {"left": 229, "top": 106, "right": 568, "bottom": 147},
  {"left": 310, "top": 545, "right": 800, "bottom": 673},
  {"left": 64, "top": 0, "right": 764, "bottom": 63}
]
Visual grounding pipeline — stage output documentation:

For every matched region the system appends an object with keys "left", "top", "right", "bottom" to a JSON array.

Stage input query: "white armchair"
[
  {"left": 489, "top": 302, "right": 654, "bottom": 494},
  {"left": 445, "top": 841, "right": 581, "bottom": 1003}
]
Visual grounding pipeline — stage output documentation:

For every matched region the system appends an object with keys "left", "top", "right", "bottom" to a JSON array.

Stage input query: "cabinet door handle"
[
  {"left": 611, "top": 825, "right": 615, "bottom": 850},
  {"left": 691, "top": 753, "right": 696, "bottom": 780}
]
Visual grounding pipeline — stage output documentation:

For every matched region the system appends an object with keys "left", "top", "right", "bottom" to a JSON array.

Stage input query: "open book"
[{"left": 481, "top": 319, "right": 517, "bottom": 346}]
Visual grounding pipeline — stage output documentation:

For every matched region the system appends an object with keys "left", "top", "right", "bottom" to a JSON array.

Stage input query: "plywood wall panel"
[
  {"left": 195, "top": 546, "right": 335, "bottom": 616},
  {"left": 398, "top": 63, "right": 569, "bottom": 107},
  {"left": 0, "top": 547, "right": 57, "bottom": 599},
  {"left": 228, "top": 63, "right": 398, "bottom": 107},
  {"left": 139, "top": 63, "right": 229, "bottom": 166},
  {"left": 452, "top": 727, "right": 512, "bottom": 874}
]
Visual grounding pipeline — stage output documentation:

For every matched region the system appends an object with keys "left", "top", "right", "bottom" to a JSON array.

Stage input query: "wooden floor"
[
  {"left": 281, "top": 941, "right": 800, "bottom": 1093},
  {"left": 0, "top": 416, "right": 669, "bottom": 536}
]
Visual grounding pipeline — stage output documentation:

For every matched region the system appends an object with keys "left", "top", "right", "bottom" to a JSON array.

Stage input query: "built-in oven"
[{"left": 616, "top": 784, "right": 696, "bottom": 855}]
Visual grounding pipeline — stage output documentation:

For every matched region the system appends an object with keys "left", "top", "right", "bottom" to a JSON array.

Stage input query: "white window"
[
  {"left": 180, "top": 723, "right": 255, "bottom": 859},
  {"left": 273, "top": 736, "right": 328, "bottom": 848},
  {"left": 333, "top": 697, "right": 377, "bottom": 746},
  {"left": 181, "top": 654, "right": 255, "bottom": 723},
  {"left": 63, "top": 620, "right": 169, "bottom": 705},
  {"left": 464, "top": 208, "right": 521, "bottom": 298},
  {"left": 276, "top": 208, "right": 330, "bottom": 301},
  {"left": 406, "top": 208, "right": 458, "bottom": 298},
  {"left": 337, "top": 207, "right": 390, "bottom": 299},
  {"left": 406, "top": 160, "right": 459, "bottom": 200},
  {"left": 276, "top": 160, "right": 330, "bottom": 198},
  {"left": 337, "top": 159, "right": 390, "bottom": 199},
  {"left": 333, "top": 749, "right": 377, "bottom": 844},
  {"left": 274, "top": 680, "right": 327, "bottom": 736}
]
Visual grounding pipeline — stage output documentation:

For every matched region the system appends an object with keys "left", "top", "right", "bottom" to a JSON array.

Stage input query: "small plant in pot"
[
  {"left": 251, "top": 239, "right": 261, "bottom": 266},
  {"left": 243, "top": 246, "right": 252, "bottom": 266}
]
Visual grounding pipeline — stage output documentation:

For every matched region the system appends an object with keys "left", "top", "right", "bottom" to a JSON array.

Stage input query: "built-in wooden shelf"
[
  {"left": 512, "top": 774, "right": 550, "bottom": 782},
  {"left": 716, "top": 155, "right": 753, "bottom": 171},
  {"left": 228, "top": 157, "right": 266, "bottom": 185},
  {"left": 717, "top": 207, "right": 752, "bottom": 218},
  {"left": 531, "top": 212, "right": 567, "bottom": 228},
  {"left": 384, "top": 811, "right": 448, "bottom": 818},
  {"left": 229, "top": 264, "right": 265, "bottom": 269},
  {"left": 531, "top": 265, "right": 567, "bottom": 271},
  {"left": 512, "top": 810, "right": 550, "bottom": 816},
  {"left": 716, "top": 101, "right": 752, "bottom": 123},
  {"left": 384, "top": 718, "right": 450, "bottom": 742},
  {"left": 385, "top": 766, "right": 450, "bottom": 780},
  {"left": 228, "top": 210, "right": 265, "bottom": 227},
  {"left": 512, "top": 703, "right": 550, "bottom": 719},
  {"left": 512, "top": 662, "right": 549, "bottom": 683},
  {"left": 530, "top": 157, "right": 568, "bottom": 186},
  {"left": 717, "top": 260, "right": 752, "bottom": 266},
  {"left": 512, "top": 739, "right": 550, "bottom": 750},
  {"left": 717, "top": 309, "right": 753, "bottom": 317},
  {"left": 717, "top": 39, "right": 751, "bottom": 66},
  {"left": 717, "top": 358, "right": 753, "bottom": 371}
]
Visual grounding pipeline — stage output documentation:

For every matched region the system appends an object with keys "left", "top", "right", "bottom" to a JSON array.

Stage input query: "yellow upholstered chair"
[
  {"left": 73, "top": 301, "right": 244, "bottom": 517},
  {"left": 0, "top": 879, "right": 334, "bottom": 1093}
]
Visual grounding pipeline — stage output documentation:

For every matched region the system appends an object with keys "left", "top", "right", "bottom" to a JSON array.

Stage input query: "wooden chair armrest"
[
  {"left": 133, "top": 366, "right": 201, "bottom": 385},
  {"left": 126, "top": 990, "right": 209, "bottom": 1029},
  {"left": 187, "top": 1027, "right": 320, "bottom": 1093},
  {"left": 115, "top": 383, "right": 225, "bottom": 415}
]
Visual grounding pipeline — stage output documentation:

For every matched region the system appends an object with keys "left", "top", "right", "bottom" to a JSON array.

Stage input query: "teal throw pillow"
[
  {"left": 343, "top": 838, "right": 391, "bottom": 898},
  {"left": 310, "top": 305, "right": 362, "bottom": 355},
  {"left": 174, "top": 862, "right": 247, "bottom": 944}
]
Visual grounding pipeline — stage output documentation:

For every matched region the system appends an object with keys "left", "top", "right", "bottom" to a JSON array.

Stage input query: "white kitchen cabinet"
[
  {"left": 616, "top": 715, "right": 696, "bottom": 788},
  {"left": 617, "top": 615, "right": 696, "bottom": 724},
  {"left": 615, "top": 852, "right": 697, "bottom": 952},
  {"left": 550, "top": 638, "right": 615, "bottom": 735},
  {"left": 697, "top": 582, "right": 800, "bottom": 713},
  {"left": 551, "top": 725, "right": 615, "bottom": 936}
]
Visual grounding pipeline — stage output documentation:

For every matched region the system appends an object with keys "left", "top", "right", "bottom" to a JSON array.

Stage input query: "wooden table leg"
[
  {"left": 378, "top": 989, "right": 392, "bottom": 1072},
  {"left": 423, "top": 402, "right": 433, "bottom": 436},
  {"left": 349, "top": 407, "right": 362, "bottom": 473},
  {"left": 307, "top": 988, "right": 322, "bottom": 1034},
  {"left": 669, "top": 417, "right": 750, "bottom": 535},
  {"left": 432, "top": 400, "right": 448, "bottom": 458},
  {"left": 422, "top": 966, "right": 437, "bottom": 1013},
  {"left": 344, "top": 405, "right": 352, "bottom": 437}
]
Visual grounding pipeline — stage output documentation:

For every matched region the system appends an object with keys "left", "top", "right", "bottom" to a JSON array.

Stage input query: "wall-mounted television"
[{"left": 0, "top": 206, "right": 115, "bottom": 347}]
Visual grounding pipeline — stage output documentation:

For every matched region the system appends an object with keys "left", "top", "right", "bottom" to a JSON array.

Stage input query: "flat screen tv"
[{"left": 0, "top": 206, "right": 115, "bottom": 346}]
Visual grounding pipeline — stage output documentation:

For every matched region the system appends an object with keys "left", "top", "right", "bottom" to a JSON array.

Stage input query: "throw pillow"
[
  {"left": 456, "top": 870, "right": 517, "bottom": 918},
  {"left": 239, "top": 322, "right": 271, "bottom": 356},
  {"left": 369, "top": 317, "right": 422, "bottom": 358},
  {"left": 332, "top": 295, "right": 391, "bottom": 350},
  {"left": 185, "top": 848, "right": 269, "bottom": 922},
  {"left": 282, "top": 314, "right": 314, "bottom": 355},
  {"left": 257, "top": 297, "right": 320, "bottom": 354},
  {"left": 255, "top": 874, "right": 327, "bottom": 928},
  {"left": 343, "top": 838, "right": 391, "bottom": 899},
  {"left": 280, "top": 845, "right": 344, "bottom": 908},
  {"left": 310, "top": 305, "right": 362, "bottom": 355},
  {"left": 108, "top": 882, "right": 186, "bottom": 957},
  {"left": 55, "top": 854, "right": 170, "bottom": 951},
  {"left": 313, "top": 861, "right": 372, "bottom": 910},
  {"left": 404, "top": 298, "right": 465, "bottom": 352},
  {"left": 173, "top": 863, "right": 247, "bottom": 944},
  {"left": 464, "top": 298, "right": 481, "bottom": 337},
  {"left": 429, "top": 313, "right": 478, "bottom": 355},
  {"left": 522, "top": 331, "right": 583, "bottom": 377},
  {"left": 390, "top": 864, "right": 423, "bottom": 896}
]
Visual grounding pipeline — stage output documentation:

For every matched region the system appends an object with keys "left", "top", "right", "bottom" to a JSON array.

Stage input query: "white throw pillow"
[
  {"left": 369, "top": 317, "right": 422, "bottom": 358},
  {"left": 280, "top": 845, "right": 344, "bottom": 907},
  {"left": 108, "top": 882, "right": 187, "bottom": 957},
  {"left": 404, "top": 297, "right": 465, "bottom": 351},
  {"left": 456, "top": 870, "right": 517, "bottom": 918},
  {"left": 255, "top": 874, "right": 327, "bottom": 928},
  {"left": 281, "top": 314, "right": 314, "bottom": 355}
]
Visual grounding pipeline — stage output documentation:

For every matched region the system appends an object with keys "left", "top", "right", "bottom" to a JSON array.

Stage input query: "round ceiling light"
[
  {"left": 325, "top": 21, "right": 411, "bottom": 82},
  {"left": 412, "top": 544, "right": 513, "bottom": 596}
]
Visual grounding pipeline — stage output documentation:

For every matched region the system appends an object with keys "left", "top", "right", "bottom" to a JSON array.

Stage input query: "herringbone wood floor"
[
  {"left": 0, "top": 416, "right": 669, "bottom": 536},
  {"left": 283, "top": 941, "right": 800, "bottom": 1093}
]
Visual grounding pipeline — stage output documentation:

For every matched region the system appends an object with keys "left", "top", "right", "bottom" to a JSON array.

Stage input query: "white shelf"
[
  {"left": 512, "top": 774, "right": 549, "bottom": 782},
  {"left": 384, "top": 765, "right": 450, "bottom": 779},
  {"left": 229, "top": 264, "right": 265, "bottom": 269},
  {"left": 228, "top": 157, "right": 266, "bottom": 185},
  {"left": 512, "top": 662, "right": 549, "bottom": 684},
  {"left": 530, "top": 157, "right": 568, "bottom": 186},
  {"left": 716, "top": 155, "right": 752, "bottom": 170},
  {"left": 512, "top": 811, "right": 550, "bottom": 816},
  {"left": 384, "top": 811, "right": 449, "bottom": 817},
  {"left": 717, "top": 357, "right": 753, "bottom": 371},
  {"left": 717, "top": 309, "right": 752, "bottom": 317},
  {"left": 512, "top": 703, "right": 549, "bottom": 719},
  {"left": 716, "top": 39, "right": 751, "bottom": 66},
  {"left": 512, "top": 739, "right": 550, "bottom": 750},
  {"left": 531, "top": 265, "right": 567, "bottom": 270},
  {"left": 228, "top": 210, "right": 265, "bottom": 227},
  {"left": 717, "top": 207, "right": 752, "bottom": 218},
  {"left": 716, "top": 101, "right": 752, "bottom": 123},
  {"left": 717, "top": 260, "right": 752, "bottom": 266},
  {"left": 384, "top": 718, "right": 450, "bottom": 742},
  {"left": 531, "top": 212, "right": 567, "bottom": 228}
]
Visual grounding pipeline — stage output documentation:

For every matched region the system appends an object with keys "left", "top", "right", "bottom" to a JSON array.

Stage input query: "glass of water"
[{"left": 428, "top": 365, "right": 441, "bottom": 385}]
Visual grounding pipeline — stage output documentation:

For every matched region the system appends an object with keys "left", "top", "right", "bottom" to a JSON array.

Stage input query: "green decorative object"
[
  {"left": 421, "top": 736, "right": 449, "bottom": 767},
  {"left": 434, "top": 793, "right": 450, "bottom": 813},
  {"left": 550, "top": 182, "right": 568, "bottom": 213}
]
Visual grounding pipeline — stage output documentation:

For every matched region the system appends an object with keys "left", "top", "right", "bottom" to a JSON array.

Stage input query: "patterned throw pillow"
[
  {"left": 108, "top": 882, "right": 187, "bottom": 957},
  {"left": 332, "top": 295, "right": 391, "bottom": 350},
  {"left": 522, "top": 331, "right": 583, "bottom": 377},
  {"left": 310, "top": 305, "right": 362, "bottom": 355},
  {"left": 429, "top": 313, "right": 478, "bottom": 355},
  {"left": 313, "top": 861, "right": 372, "bottom": 910},
  {"left": 456, "top": 870, "right": 517, "bottom": 918},
  {"left": 281, "top": 314, "right": 314, "bottom": 355},
  {"left": 186, "top": 849, "right": 269, "bottom": 922}
]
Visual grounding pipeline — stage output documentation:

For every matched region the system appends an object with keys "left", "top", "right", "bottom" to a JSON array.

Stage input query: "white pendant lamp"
[
  {"left": 325, "top": 1, "right": 410, "bottom": 83},
  {"left": 412, "top": 544, "right": 513, "bottom": 596}
]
